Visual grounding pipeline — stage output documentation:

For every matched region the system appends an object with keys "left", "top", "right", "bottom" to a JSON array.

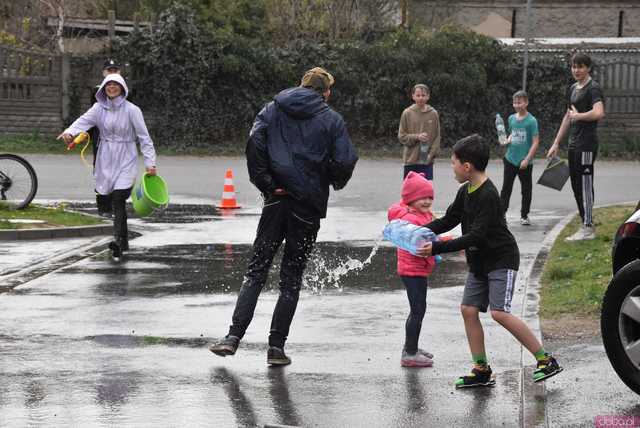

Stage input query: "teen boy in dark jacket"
[{"left": 209, "top": 67, "right": 358, "bottom": 365}]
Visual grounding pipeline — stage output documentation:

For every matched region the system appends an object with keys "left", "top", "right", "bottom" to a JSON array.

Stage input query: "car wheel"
[{"left": 602, "top": 259, "right": 640, "bottom": 395}]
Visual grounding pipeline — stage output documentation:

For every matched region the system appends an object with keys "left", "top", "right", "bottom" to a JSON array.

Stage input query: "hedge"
[{"left": 99, "top": 4, "right": 570, "bottom": 153}]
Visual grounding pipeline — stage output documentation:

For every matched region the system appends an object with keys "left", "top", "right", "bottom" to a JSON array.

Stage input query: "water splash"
[{"left": 303, "top": 235, "right": 385, "bottom": 293}]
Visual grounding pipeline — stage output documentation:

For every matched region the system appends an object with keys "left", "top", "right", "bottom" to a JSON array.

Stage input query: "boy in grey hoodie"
[{"left": 398, "top": 84, "right": 441, "bottom": 180}]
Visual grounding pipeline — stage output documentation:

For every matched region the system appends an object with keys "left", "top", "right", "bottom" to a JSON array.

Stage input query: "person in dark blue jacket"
[{"left": 209, "top": 67, "right": 358, "bottom": 365}]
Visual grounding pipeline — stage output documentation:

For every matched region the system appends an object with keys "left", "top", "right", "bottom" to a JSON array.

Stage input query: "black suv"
[{"left": 602, "top": 202, "right": 640, "bottom": 394}]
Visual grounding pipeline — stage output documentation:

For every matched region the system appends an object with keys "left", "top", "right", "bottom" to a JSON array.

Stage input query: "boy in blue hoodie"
[{"left": 209, "top": 68, "right": 358, "bottom": 366}]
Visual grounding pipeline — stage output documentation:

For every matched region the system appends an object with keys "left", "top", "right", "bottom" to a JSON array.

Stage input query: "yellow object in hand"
[{"left": 68, "top": 131, "right": 89, "bottom": 150}]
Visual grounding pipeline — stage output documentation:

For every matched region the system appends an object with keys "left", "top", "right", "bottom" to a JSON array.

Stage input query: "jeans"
[
  {"left": 500, "top": 158, "right": 532, "bottom": 218},
  {"left": 229, "top": 195, "right": 320, "bottom": 348},
  {"left": 401, "top": 276, "right": 428, "bottom": 354},
  {"left": 403, "top": 163, "right": 433, "bottom": 180}
]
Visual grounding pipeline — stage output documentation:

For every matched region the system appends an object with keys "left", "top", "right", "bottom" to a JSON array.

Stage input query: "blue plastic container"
[{"left": 383, "top": 219, "right": 437, "bottom": 256}]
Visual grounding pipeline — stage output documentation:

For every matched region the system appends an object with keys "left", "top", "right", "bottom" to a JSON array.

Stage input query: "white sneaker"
[
  {"left": 581, "top": 225, "right": 596, "bottom": 240},
  {"left": 520, "top": 217, "right": 531, "bottom": 226},
  {"left": 401, "top": 350, "right": 433, "bottom": 367},
  {"left": 418, "top": 348, "right": 434, "bottom": 359},
  {"left": 565, "top": 225, "right": 596, "bottom": 241}
]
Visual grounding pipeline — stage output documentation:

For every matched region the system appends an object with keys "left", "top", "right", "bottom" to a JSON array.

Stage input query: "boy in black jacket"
[
  {"left": 209, "top": 67, "right": 358, "bottom": 366},
  {"left": 418, "top": 134, "right": 562, "bottom": 388}
]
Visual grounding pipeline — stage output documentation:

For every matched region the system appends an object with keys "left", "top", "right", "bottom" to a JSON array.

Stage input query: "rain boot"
[{"left": 108, "top": 240, "right": 122, "bottom": 260}]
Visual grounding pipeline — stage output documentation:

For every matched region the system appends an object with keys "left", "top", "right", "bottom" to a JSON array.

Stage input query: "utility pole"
[{"left": 522, "top": 0, "right": 533, "bottom": 91}]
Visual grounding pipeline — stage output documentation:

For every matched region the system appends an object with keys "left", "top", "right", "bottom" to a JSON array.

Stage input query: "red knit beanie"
[{"left": 401, "top": 171, "right": 434, "bottom": 204}]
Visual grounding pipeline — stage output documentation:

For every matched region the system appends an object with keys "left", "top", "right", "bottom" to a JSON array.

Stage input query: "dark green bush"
[{"left": 98, "top": 4, "right": 570, "bottom": 153}]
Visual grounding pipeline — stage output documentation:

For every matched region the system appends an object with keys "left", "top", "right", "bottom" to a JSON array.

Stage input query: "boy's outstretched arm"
[
  {"left": 424, "top": 187, "right": 464, "bottom": 234},
  {"left": 425, "top": 194, "right": 496, "bottom": 256}
]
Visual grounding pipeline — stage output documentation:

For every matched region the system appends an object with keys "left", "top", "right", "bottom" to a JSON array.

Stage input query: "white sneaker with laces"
[
  {"left": 520, "top": 217, "right": 531, "bottom": 226},
  {"left": 565, "top": 225, "right": 596, "bottom": 241}
]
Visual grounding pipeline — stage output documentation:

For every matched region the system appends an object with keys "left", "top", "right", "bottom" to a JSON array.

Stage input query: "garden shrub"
[{"left": 89, "top": 4, "right": 570, "bottom": 153}]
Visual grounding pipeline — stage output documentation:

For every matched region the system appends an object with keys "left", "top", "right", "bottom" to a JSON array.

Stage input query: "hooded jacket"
[
  {"left": 246, "top": 86, "right": 358, "bottom": 218},
  {"left": 64, "top": 74, "right": 156, "bottom": 194},
  {"left": 387, "top": 202, "right": 436, "bottom": 277},
  {"left": 398, "top": 104, "right": 441, "bottom": 165}
]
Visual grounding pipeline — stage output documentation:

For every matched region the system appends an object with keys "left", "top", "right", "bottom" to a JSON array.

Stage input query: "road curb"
[
  {"left": 519, "top": 210, "right": 576, "bottom": 428},
  {"left": 518, "top": 201, "right": 637, "bottom": 428},
  {"left": 0, "top": 223, "right": 113, "bottom": 240},
  {"left": 0, "top": 235, "right": 113, "bottom": 291}
]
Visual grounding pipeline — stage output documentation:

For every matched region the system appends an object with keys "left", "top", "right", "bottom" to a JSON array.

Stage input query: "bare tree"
[
  {"left": 266, "top": 0, "right": 398, "bottom": 42},
  {"left": 400, "top": 0, "right": 409, "bottom": 28},
  {"left": 39, "top": 0, "right": 65, "bottom": 52}
]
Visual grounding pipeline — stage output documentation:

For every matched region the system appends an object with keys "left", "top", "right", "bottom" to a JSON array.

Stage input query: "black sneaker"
[
  {"left": 533, "top": 354, "right": 563, "bottom": 382},
  {"left": 108, "top": 241, "right": 122, "bottom": 260},
  {"left": 209, "top": 335, "right": 240, "bottom": 357},
  {"left": 267, "top": 346, "right": 291, "bottom": 366},
  {"left": 454, "top": 364, "right": 496, "bottom": 388}
]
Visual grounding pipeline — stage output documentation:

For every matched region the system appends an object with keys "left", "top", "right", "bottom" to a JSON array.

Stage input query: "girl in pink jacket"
[{"left": 387, "top": 171, "right": 437, "bottom": 367}]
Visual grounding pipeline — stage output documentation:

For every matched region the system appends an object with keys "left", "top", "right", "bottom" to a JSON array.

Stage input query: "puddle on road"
[
  {"left": 61, "top": 203, "right": 468, "bottom": 296},
  {"left": 59, "top": 241, "right": 468, "bottom": 297}
]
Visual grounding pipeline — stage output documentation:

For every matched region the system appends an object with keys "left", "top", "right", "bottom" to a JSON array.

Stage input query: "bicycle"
[{"left": 0, "top": 154, "right": 38, "bottom": 209}]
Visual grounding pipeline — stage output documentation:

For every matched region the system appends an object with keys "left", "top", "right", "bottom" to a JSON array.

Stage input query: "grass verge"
[
  {"left": 3, "top": 133, "right": 639, "bottom": 159},
  {"left": 0, "top": 134, "right": 247, "bottom": 156},
  {"left": 0, "top": 134, "right": 71, "bottom": 155},
  {"left": 540, "top": 204, "right": 637, "bottom": 320},
  {"left": 0, "top": 203, "right": 104, "bottom": 229}
]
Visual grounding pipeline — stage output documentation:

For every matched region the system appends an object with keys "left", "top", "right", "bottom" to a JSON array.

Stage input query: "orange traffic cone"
[{"left": 217, "top": 168, "right": 241, "bottom": 209}]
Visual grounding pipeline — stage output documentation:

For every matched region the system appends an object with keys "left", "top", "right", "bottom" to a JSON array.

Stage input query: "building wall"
[{"left": 411, "top": 1, "right": 640, "bottom": 38}]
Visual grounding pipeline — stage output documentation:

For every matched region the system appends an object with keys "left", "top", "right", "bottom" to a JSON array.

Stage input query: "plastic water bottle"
[
  {"left": 383, "top": 219, "right": 437, "bottom": 256},
  {"left": 495, "top": 113, "right": 507, "bottom": 145},
  {"left": 419, "top": 143, "right": 429, "bottom": 163}
]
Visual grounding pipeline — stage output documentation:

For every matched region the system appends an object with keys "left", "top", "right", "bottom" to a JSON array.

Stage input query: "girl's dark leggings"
[
  {"left": 400, "top": 276, "right": 428, "bottom": 354},
  {"left": 111, "top": 188, "right": 132, "bottom": 241}
]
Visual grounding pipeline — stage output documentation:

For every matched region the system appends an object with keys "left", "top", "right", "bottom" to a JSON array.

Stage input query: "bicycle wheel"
[{"left": 0, "top": 154, "right": 38, "bottom": 209}]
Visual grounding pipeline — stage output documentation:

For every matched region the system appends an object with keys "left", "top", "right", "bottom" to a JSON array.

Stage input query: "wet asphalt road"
[{"left": 1, "top": 157, "right": 640, "bottom": 427}]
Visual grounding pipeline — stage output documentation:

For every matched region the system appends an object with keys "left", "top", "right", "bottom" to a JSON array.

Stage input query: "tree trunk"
[{"left": 400, "top": 0, "right": 408, "bottom": 28}]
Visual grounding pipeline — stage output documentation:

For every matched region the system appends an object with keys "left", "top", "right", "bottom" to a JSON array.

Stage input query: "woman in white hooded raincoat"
[{"left": 58, "top": 73, "right": 157, "bottom": 258}]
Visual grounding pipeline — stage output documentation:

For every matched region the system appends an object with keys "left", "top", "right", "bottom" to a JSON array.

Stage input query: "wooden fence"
[
  {"left": 593, "top": 60, "right": 640, "bottom": 137},
  {"left": 0, "top": 45, "right": 63, "bottom": 136},
  {"left": 594, "top": 60, "right": 640, "bottom": 114}
]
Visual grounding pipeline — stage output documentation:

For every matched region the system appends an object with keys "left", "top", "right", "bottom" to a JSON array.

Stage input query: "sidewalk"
[{"left": 0, "top": 235, "right": 111, "bottom": 289}]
